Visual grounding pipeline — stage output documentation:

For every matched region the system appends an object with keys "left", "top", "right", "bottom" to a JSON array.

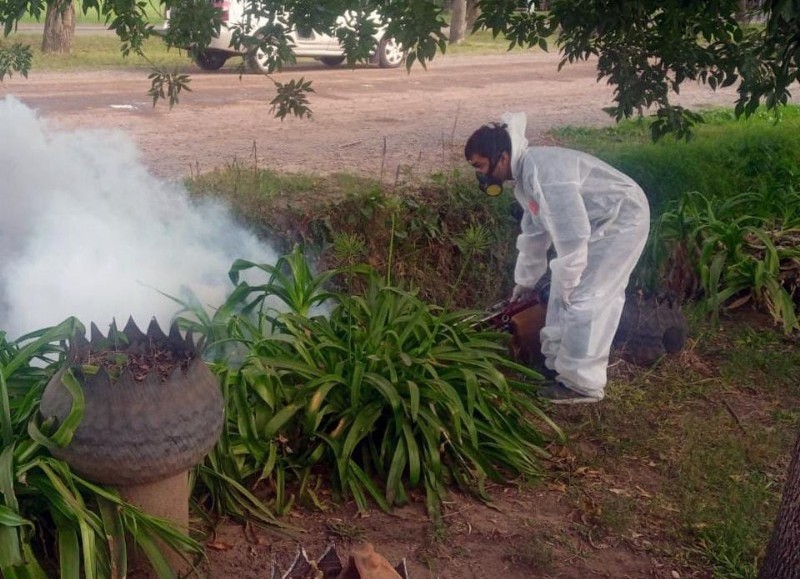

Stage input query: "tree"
[
  {"left": 41, "top": 0, "right": 75, "bottom": 54},
  {"left": 474, "top": 0, "right": 798, "bottom": 137},
  {"left": 759, "top": 428, "right": 800, "bottom": 579},
  {"left": 466, "top": 0, "right": 482, "bottom": 31},
  {"left": 450, "top": 0, "right": 468, "bottom": 44}
]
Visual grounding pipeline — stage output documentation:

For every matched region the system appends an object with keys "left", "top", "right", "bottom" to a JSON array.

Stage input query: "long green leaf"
[
  {"left": 0, "top": 505, "right": 32, "bottom": 528},
  {"left": 401, "top": 423, "right": 421, "bottom": 486},
  {"left": 263, "top": 404, "right": 300, "bottom": 438},
  {"left": 134, "top": 533, "right": 176, "bottom": 579},
  {"left": 97, "top": 496, "right": 127, "bottom": 579},
  {"left": 1, "top": 318, "right": 82, "bottom": 380},
  {"left": 406, "top": 380, "right": 420, "bottom": 421},
  {"left": 363, "top": 373, "right": 401, "bottom": 412},
  {"left": 348, "top": 461, "right": 391, "bottom": 512},
  {"left": 0, "top": 371, "right": 13, "bottom": 447},
  {"left": 340, "top": 403, "right": 383, "bottom": 472},
  {"left": 53, "top": 511, "right": 80, "bottom": 579},
  {"left": 0, "top": 446, "right": 30, "bottom": 569},
  {"left": 49, "top": 370, "right": 86, "bottom": 448},
  {"left": 385, "top": 438, "right": 407, "bottom": 504}
]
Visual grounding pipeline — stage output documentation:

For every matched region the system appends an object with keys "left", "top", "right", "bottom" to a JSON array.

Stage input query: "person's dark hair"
[{"left": 464, "top": 122, "right": 511, "bottom": 163}]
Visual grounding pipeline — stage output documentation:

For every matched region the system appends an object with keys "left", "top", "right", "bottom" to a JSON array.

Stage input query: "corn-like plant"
[
  {"left": 650, "top": 188, "right": 800, "bottom": 332},
  {"left": 178, "top": 248, "right": 562, "bottom": 520},
  {"left": 0, "top": 318, "right": 203, "bottom": 579}
]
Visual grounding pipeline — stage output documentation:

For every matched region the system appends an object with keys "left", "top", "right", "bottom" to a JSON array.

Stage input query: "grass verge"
[
  {"left": 552, "top": 106, "right": 800, "bottom": 213},
  {"left": 0, "top": 33, "right": 191, "bottom": 70},
  {"left": 15, "top": 0, "right": 165, "bottom": 25}
]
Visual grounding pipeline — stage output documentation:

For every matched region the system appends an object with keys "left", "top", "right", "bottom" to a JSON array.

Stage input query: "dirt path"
[{"left": 3, "top": 51, "right": 750, "bottom": 181}]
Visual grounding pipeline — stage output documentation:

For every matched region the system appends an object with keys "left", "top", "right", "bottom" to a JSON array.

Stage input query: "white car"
[{"left": 159, "top": 0, "right": 405, "bottom": 72}]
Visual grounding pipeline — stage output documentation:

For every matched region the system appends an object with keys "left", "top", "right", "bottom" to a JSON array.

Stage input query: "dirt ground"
[
  {"left": 2, "top": 50, "right": 756, "bottom": 183},
  {"left": 196, "top": 477, "right": 663, "bottom": 579},
  {"left": 2, "top": 52, "right": 785, "bottom": 578}
]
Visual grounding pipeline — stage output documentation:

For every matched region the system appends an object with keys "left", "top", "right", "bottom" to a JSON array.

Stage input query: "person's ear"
[{"left": 500, "top": 151, "right": 512, "bottom": 179}]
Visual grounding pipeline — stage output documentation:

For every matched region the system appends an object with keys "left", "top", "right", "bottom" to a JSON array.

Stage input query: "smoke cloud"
[{"left": 0, "top": 97, "right": 276, "bottom": 339}]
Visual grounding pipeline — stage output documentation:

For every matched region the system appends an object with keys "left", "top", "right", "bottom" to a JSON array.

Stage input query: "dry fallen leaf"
[{"left": 206, "top": 541, "right": 233, "bottom": 551}]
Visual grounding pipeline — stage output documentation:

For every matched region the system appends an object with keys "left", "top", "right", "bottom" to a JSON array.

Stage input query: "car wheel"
[
  {"left": 194, "top": 50, "right": 228, "bottom": 71},
  {"left": 247, "top": 48, "right": 271, "bottom": 74},
  {"left": 377, "top": 37, "right": 404, "bottom": 68},
  {"left": 320, "top": 56, "right": 346, "bottom": 67}
]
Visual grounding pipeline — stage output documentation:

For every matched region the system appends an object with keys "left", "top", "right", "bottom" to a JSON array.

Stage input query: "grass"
[
  {"left": 444, "top": 28, "right": 554, "bottom": 56},
  {"left": 0, "top": 33, "right": 191, "bottom": 70},
  {"left": 181, "top": 103, "right": 800, "bottom": 573},
  {"left": 186, "top": 165, "right": 520, "bottom": 309},
  {"left": 15, "top": 0, "right": 165, "bottom": 25},
  {"left": 552, "top": 106, "right": 800, "bottom": 213},
  {"left": 179, "top": 107, "right": 800, "bottom": 575},
  {"left": 553, "top": 310, "right": 800, "bottom": 578}
]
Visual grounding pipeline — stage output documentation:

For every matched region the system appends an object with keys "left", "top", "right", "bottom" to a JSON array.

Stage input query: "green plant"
[
  {"left": 0, "top": 318, "right": 202, "bottom": 579},
  {"left": 650, "top": 188, "right": 800, "bottom": 332},
  {"left": 187, "top": 171, "right": 520, "bottom": 310},
  {"left": 175, "top": 247, "right": 561, "bottom": 520}
]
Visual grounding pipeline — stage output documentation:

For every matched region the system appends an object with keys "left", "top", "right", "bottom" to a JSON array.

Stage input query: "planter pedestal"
[
  {"left": 40, "top": 319, "right": 224, "bottom": 578},
  {"left": 118, "top": 472, "right": 191, "bottom": 575}
]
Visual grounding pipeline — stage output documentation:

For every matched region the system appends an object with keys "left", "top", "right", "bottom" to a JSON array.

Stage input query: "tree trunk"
[
  {"left": 41, "top": 0, "right": 76, "bottom": 55},
  {"left": 465, "top": 0, "right": 481, "bottom": 32},
  {"left": 449, "top": 0, "right": 467, "bottom": 44},
  {"left": 758, "top": 427, "right": 800, "bottom": 579},
  {"left": 736, "top": 0, "right": 749, "bottom": 22}
]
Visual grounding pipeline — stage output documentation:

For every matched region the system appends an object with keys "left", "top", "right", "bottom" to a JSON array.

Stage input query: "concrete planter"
[{"left": 40, "top": 318, "right": 224, "bottom": 574}]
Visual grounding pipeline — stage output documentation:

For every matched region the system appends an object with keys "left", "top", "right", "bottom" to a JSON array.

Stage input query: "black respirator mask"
[{"left": 476, "top": 156, "right": 504, "bottom": 197}]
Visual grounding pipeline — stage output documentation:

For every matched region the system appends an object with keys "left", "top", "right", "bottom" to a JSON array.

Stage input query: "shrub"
[
  {"left": 649, "top": 189, "right": 800, "bottom": 332},
  {"left": 186, "top": 168, "right": 521, "bottom": 310},
  {"left": 176, "top": 247, "right": 562, "bottom": 520}
]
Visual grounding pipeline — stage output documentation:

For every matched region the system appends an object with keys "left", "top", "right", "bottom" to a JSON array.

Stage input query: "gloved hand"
[{"left": 511, "top": 284, "right": 537, "bottom": 303}]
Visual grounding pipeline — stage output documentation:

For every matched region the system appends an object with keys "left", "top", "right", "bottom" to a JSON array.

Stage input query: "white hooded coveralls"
[{"left": 503, "top": 112, "right": 650, "bottom": 399}]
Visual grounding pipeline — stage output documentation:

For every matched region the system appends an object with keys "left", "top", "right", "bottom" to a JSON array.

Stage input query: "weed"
[
  {"left": 174, "top": 247, "right": 560, "bottom": 520},
  {"left": 427, "top": 521, "right": 449, "bottom": 545},
  {"left": 648, "top": 188, "right": 800, "bottom": 331},
  {"left": 0, "top": 318, "right": 202, "bottom": 577},
  {"left": 324, "top": 519, "right": 367, "bottom": 543},
  {"left": 504, "top": 535, "right": 555, "bottom": 572},
  {"left": 597, "top": 493, "right": 637, "bottom": 536}
]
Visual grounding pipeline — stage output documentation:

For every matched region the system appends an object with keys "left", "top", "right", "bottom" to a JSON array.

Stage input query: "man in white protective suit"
[{"left": 465, "top": 112, "right": 651, "bottom": 404}]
